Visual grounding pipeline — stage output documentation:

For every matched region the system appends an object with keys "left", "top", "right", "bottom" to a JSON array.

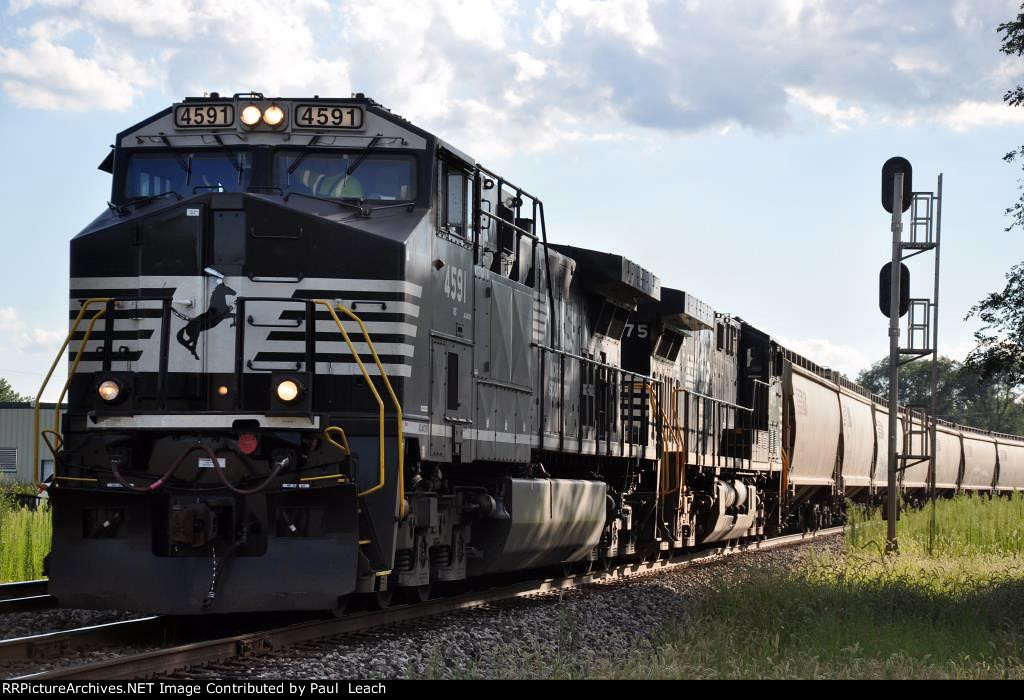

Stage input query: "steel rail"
[
  {"left": 0, "top": 580, "right": 47, "bottom": 601},
  {"left": 0, "top": 595, "right": 56, "bottom": 616},
  {"left": 16, "top": 527, "right": 843, "bottom": 680},
  {"left": 0, "top": 616, "right": 163, "bottom": 666},
  {"left": 0, "top": 580, "right": 55, "bottom": 615}
]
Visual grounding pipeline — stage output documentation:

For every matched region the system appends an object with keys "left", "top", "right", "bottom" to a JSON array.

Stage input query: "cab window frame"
[
  {"left": 273, "top": 148, "right": 417, "bottom": 203},
  {"left": 439, "top": 159, "right": 473, "bottom": 241},
  {"left": 116, "top": 147, "right": 254, "bottom": 203}
]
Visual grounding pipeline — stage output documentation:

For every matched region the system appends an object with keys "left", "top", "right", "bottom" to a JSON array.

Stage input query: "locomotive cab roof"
[
  {"left": 88, "top": 92, "right": 453, "bottom": 234},
  {"left": 111, "top": 92, "right": 433, "bottom": 153}
]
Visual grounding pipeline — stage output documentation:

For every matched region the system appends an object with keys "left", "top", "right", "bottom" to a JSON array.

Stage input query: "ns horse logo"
[{"left": 176, "top": 283, "right": 236, "bottom": 360}]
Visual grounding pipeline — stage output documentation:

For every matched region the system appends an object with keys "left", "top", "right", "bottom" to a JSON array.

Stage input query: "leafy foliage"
[
  {"left": 962, "top": 7, "right": 1024, "bottom": 393},
  {"left": 856, "top": 356, "right": 1024, "bottom": 433},
  {"left": 998, "top": 8, "right": 1024, "bottom": 108},
  {"left": 0, "top": 377, "right": 29, "bottom": 403}
]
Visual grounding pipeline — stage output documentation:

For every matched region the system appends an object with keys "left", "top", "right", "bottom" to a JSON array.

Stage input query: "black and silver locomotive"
[{"left": 42, "top": 93, "right": 1024, "bottom": 614}]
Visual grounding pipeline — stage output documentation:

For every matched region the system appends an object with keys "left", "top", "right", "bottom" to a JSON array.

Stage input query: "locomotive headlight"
[
  {"left": 262, "top": 103, "right": 285, "bottom": 127},
  {"left": 240, "top": 103, "right": 262, "bottom": 127},
  {"left": 97, "top": 380, "right": 121, "bottom": 402},
  {"left": 275, "top": 379, "right": 301, "bottom": 404}
]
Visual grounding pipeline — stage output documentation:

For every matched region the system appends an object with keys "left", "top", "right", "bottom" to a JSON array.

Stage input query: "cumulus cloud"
[
  {"left": 1, "top": 1, "right": 1022, "bottom": 154},
  {"left": 14, "top": 328, "right": 66, "bottom": 355},
  {"left": 935, "top": 99, "right": 1024, "bottom": 131},
  {"left": 1, "top": 0, "right": 349, "bottom": 110},
  {"left": 784, "top": 87, "right": 866, "bottom": 131},
  {"left": 0, "top": 23, "right": 154, "bottom": 110}
]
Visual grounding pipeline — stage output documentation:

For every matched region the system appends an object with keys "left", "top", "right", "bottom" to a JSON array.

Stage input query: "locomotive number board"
[
  {"left": 174, "top": 103, "right": 235, "bottom": 128},
  {"left": 294, "top": 104, "right": 364, "bottom": 129}
]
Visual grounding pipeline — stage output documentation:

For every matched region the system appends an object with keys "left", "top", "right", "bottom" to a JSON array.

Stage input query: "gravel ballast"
[
  {"left": 0, "top": 608, "right": 144, "bottom": 641},
  {"left": 197, "top": 535, "right": 844, "bottom": 680}
]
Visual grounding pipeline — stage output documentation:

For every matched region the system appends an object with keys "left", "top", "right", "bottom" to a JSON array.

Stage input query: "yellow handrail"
[
  {"left": 53, "top": 304, "right": 110, "bottom": 438},
  {"left": 333, "top": 303, "right": 405, "bottom": 513},
  {"left": 313, "top": 300, "right": 406, "bottom": 519},
  {"left": 33, "top": 297, "right": 111, "bottom": 486}
]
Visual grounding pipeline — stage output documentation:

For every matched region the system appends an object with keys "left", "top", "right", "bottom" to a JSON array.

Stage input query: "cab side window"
[{"left": 441, "top": 162, "right": 472, "bottom": 239}]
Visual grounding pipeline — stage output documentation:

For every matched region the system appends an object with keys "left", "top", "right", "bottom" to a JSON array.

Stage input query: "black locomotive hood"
[{"left": 70, "top": 192, "right": 428, "bottom": 280}]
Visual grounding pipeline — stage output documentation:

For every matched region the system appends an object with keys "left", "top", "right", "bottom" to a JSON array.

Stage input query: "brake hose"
[
  {"left": 112, "top": 442, "right": 286, "bottom": 495},
  {"left": 111, "top": 442, "right": 211, "bottom": 492},
  {"left": 208, "top": 446, "right": 287, "bottom": 495}
]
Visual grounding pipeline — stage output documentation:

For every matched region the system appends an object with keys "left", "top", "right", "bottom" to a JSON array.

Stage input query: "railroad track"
[
  {"left": 0, "top": 580, "right": 55, "bottom": 615},
  {"left": 0, "top": 617, "right": 164, "bottom": 667},
  {"left": 4, "top": 527, "right": 842, "bottom": 681}
]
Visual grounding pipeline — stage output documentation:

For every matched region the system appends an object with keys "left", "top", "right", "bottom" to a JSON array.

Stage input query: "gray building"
[{"left": 0, "top": 402, "right": 63, "bottom": 484}]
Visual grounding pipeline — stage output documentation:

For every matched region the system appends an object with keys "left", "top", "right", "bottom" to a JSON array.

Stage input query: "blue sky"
[{"left": 1, "top": 0, "right": 1023, "bottom": 399}]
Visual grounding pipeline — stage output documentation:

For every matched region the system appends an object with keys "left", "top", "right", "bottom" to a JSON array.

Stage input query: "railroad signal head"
[
  {"left": 881, "top": 156, "right": 913, "bottom": 213},
  {"left": 879, "top": 262, "right": 910, "bottom": 318}
]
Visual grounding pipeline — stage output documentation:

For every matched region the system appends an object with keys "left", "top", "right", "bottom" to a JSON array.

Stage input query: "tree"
[
  {"left": 0, "top": 377, "right": 30, "bottom": 403},
  {"left": 965, "top": 7, "right": 1024, "bottom": 387},
  {"left": 856, "top": 356, "right": 1024, "bottom": 435}
]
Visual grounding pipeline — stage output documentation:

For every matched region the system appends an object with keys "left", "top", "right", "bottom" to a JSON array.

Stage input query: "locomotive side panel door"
[
  {"left": 472, "top": 272, "right": 534, "bottom": 462},
  {"left": 428, "top": 339, "right": 472, "bottom": 462}
]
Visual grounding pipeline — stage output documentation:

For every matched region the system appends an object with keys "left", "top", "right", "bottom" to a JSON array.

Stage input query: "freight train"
[{"left": 35, "top": 93, "right": 1024, "bottom": 614}]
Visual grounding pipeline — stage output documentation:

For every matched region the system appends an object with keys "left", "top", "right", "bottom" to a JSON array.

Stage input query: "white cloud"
[
  {"left": 934, "top": 99, "right": 1024, "bottom": 132},
  {"left": 1, "top": 1, "right": 1023, "bottom": 154},
  {"left": 0, "top": 34, "right": 154, "bottom": 111},
  {"left": 0, "top": 307, "right": 63, "bottom": 356},
  {"left": 1, "top": 1, "right": 349, "bottom": 110},
  {"left": 14, "top": 328, "right": 66, "bottom": 355},
  {"left": 511, "top": 51, "right": 547, "bottom": 82},
  {"left": 534, "top": 0, "right": 659, "bottom": 49},
  {"left": 0, "top": 307, "right": 22, "bottom": 332},
  {"left": 785, "top": 87, "right": 866, "bottom": 130}
]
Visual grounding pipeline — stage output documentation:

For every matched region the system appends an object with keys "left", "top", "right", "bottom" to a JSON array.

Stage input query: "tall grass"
[
  {"left": 0, "top": 482, "right": 51, "bottom": 582},
  {"left": 848, "top": 493, "right": 1024, "bottom": 558},
  {"left": 599, "top": 495, "right": 1024, "bottom": 679}
]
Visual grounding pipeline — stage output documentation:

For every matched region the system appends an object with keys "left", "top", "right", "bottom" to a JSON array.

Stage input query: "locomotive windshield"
[
  {"left": 274, "top": 151, "right": 415, "bottom": 201},
  {"left": 122, "top": 150, "right": 252, "bottom": 199}
]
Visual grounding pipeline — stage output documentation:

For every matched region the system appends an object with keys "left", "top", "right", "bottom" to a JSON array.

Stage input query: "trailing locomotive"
[{"left": 38, "top": 93, "right": 1024, "bottom": 614}]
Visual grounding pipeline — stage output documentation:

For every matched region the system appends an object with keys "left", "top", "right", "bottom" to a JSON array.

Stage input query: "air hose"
[
  {"left": 210, "top": 447, "right": 287, "bottom": 495},
  {"left": 111, "top": 442, "right": 212, "bottom": 492},
  {"left": 111, "top": 442, "right": 286, "bottom": 494}
]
